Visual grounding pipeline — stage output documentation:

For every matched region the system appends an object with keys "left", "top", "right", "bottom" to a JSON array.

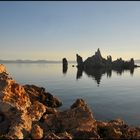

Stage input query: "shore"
[{"left": 0, "top": 63, "right": 140, "bottom": 139}]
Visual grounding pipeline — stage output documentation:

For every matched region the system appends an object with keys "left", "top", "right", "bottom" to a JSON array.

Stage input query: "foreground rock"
[
  {"left": 40, "top": 99, "right": 140, "bottom": 139},
  {"left": 0, "top": 64, "right": 140, "bottom": 139},
  {"left": 0, "top": 64, "right": 62, "bottom": 139},
  {"left": 0, "top": 64, "right": 6, "bottom": 73},
  {"left": 97, "top": 119, "right": 140, "bottom": 139},
  {"left": 24, "top": 84, "right": 62, "bottom": 108},
  {"left": 42, "top": 99, "right": 98, "bottom": 139}
]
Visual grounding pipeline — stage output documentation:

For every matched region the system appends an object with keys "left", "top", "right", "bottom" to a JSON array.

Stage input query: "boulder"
[
  {"left": 0, "top": 64, "right": 6, "bottom": 73},
  {"left": 44, "top": 132, "right": 61, "bottom": 139},
  {"left": 97, "top": 119, "right": 140, "bottom": 139},
  {"left": 7, "top": 110, "right": 32, "bottom": 139},
  {"left": 0, "top": 64, "right": 62, "bottom": 139},
  {"left": 45, "top": 131, "right": 72, "bottom": 139},
  {"left": 43, "top": 99, "right": 97, "bottom": 139},
  {"left": 0, "top": 69, "right": 32, "bottom": 139},
  {"left": 31, "top": 124, "right": 43, "bottom": 139},
  {"left": 28, "top": 101, "right": 46, "bottom": 121},
  {"left": 24, "top": 85, "right": 62, "bottom": 108},
  {"left": 45, "top": 106, "right": 58, "bottom": 114},
  {"left": 0, "top": 73, "right": 31, "bottom": 110},
  {"left": 71, "top": 98, "right": 87, "bottom": 109}
]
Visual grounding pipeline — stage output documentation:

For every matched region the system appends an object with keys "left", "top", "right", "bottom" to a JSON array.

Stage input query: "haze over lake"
[{"left": 4, "top": 62, "right": 140, "bottom": 126}]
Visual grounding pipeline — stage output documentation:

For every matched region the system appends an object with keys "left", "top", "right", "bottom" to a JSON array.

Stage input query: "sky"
[{"left": 0, "top": 1, "right": 140, "bottom": 61}]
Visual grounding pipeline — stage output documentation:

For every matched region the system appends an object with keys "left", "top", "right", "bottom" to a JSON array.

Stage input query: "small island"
[
  {"left": 76, "top": 48, "right": 138, "bottom": 69},
  {"left": 76, "top": 49, "right": 139, "bottom": 84}
]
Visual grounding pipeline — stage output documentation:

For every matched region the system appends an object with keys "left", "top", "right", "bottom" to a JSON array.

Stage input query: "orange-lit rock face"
[
  {"left": 0, "top": 65, "right": 32, "bottom": 139},
  {"left": 31, "top": 124, "right": 43, "bottom": 139},
  {"left": 29, "top": 101, "right": 46, "bottom": 121},
  {"left": 0, "top": 63, "right": 31, "bottom": 110},
  {"left": 4, "top": 82, "right": 31, "bottom": 110},
  {"left": 43, "top": 99, "right": 98, "bottom": 139},
  {"left": 0, "top": 64, "right": 6, "bottom": 73},
  {"left": 0, "top": 74, "right": 31, "bottom": 110}
]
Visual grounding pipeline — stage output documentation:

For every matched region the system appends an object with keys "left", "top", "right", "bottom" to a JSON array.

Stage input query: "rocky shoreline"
[{"left": 0, "top": 64, "right": 140, "bottom": 139}]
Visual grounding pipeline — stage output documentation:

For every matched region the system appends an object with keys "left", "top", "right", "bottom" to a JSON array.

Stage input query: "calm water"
[{"left": 4, "top": 63, "right": 140, "bottom": 126}]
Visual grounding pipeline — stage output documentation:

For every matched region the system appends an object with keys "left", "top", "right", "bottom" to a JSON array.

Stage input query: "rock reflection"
[
  {"left": 113, "top": 67, "right": 134, "bottom": 76},
  {"left": 76, "top": 67, "right": 135, "bottom": 86},
  {"left": 75, "top": 48, "right": 138, "bottom": 86},
  {"left": 84, "top": 68, "right": 106, "bottom": 86},
  {"left": 76, "top": 68, "right": 83, "bottom": 79},
  {"left": 62, "top": 65, "right": 68, "bottom": 74},
  {"left": 62, "top": 58, "right": 68, "bottom": 74}
]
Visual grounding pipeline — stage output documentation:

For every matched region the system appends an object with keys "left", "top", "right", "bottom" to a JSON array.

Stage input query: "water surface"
[{"left": 4, "top": 62, "right": 140, "bottom": 126}]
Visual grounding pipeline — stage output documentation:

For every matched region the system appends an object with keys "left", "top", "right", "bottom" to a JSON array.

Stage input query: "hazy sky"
[{"left": 0, "top": 1, "right": 140, "bottom": 61}]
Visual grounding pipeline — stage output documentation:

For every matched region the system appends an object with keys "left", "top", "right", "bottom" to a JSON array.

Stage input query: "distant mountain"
[
  {"left": 0, "top": 59, "right": 76, "bottom": 63},
  {"left": 135, "top": 60, "right": 140, "bottom": 63}
]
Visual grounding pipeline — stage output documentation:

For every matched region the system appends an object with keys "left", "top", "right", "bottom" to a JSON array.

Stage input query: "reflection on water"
[
  {"left": 3, "top": 63, "right": 140, "bottom": 126},
  {"left": 76, "top": 68, "right": 83, "bottom": 79},
  {"left": 62, "top": 65, "right": 68, "bottom": 74},
  {"left": 76, "top": 67, "right": 135, "bottom": 86}
]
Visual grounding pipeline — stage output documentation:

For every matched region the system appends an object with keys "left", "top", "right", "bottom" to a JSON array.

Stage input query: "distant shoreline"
[
  {"left": 0, "top": 60, "right": 76, "bottom": 64},
  {"left": 0, "top": 59, "right": 139, "bottom": 64}
]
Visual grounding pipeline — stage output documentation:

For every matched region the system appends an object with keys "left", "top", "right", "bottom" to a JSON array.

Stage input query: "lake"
[{"left": 4, "top": 62, "right": 140, "bottom": 126}]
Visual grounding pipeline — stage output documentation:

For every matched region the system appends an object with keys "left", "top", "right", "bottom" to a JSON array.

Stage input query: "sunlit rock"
[
  {"left": 24, "top": 85, "right": 62, "bottom": 108},
  {"left": 45, "top": 131, "right": 73, "bottom": 139},
  {"left": 31, "top": 124, "right": 43, "bottom": 139},
  {"left": 43, "top": 98, "right": 97, "bottom": 139},
  {"left": 0, "top": 64, "right": 6, "bottom": 73}
]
